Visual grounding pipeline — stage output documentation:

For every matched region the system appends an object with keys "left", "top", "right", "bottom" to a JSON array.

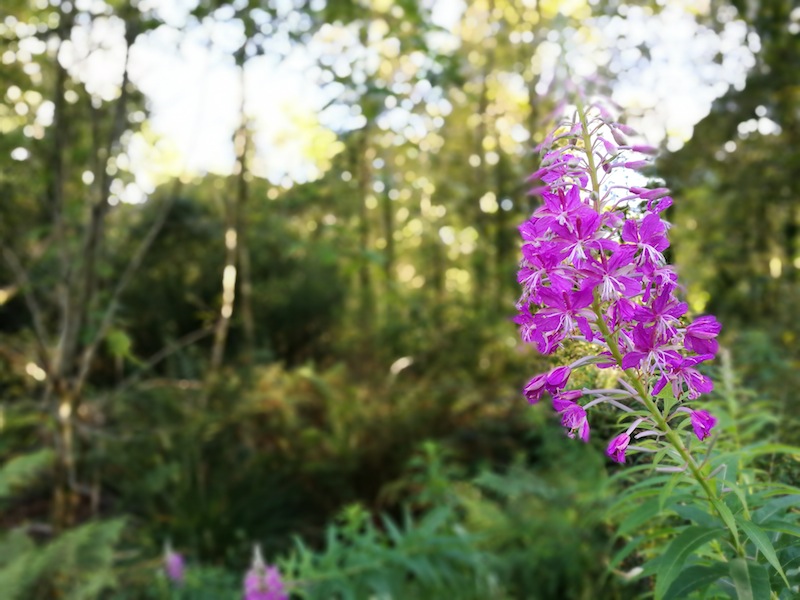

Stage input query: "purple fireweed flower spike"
[
  {"left": 164, "top": 543, "right": 185, "bottom": 586},
  {"left": 518, "top": 98, "right": 720, "bottom": 463},
  {"left": 689, "top": 409, "right": 717, "bottom": 441},
  {"left": 244, "top": 545, "right": 288, "bottom": 600}
]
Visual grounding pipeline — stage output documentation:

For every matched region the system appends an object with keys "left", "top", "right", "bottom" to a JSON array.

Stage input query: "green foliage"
[
  {"left": 282, "top": 503, "right": 497, "bottom": 600},
  {"left": 98, "top": 356, "right": 537, "bottom": 561},
  {"left": 1, "top": 1, "right": 799, "bottom": 599},
  {"left": 0, "top": 449, "right": 54, "bottom": 502},
  {"left": 659, "top": 0, "right": 800, "bottom": 441},
  {"left": 607, "top": 353, "right": 800, "bottom": 599},
  {"left": 0, "top": 445, "right": 125, "bottom": 599},
  {"left": 0, "top": 519, "right": 125, "bottom": 599},
  {"left": 115, "top": 564, "right": 240, "bottom": 600},
  {"left": 276, "top": 437, "right": 621, "bottom": 600}
]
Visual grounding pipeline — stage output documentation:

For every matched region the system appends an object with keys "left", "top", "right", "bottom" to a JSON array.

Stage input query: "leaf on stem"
[
  {"left": 736, "top": 516, "right": 790, "bottom": 587},
  {"left": 654, "top": 526, "right": 726, "bottom": 600},
  {"left": 728, "top": 557, "right": 770, "bottom": 600},
  {"left": 663, "top": 563, "right": 728, "bottom": 600}
]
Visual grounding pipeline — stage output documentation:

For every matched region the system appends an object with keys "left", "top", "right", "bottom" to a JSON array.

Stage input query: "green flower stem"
[
  {"left": 575, "top": 99, "right": 742, "bottom": 556},
  {"left": 577, "top": 106, "right": 601, "bottom": 213},
  {"left": 591, "top": 300, "right": 743, "bottom": 556}
]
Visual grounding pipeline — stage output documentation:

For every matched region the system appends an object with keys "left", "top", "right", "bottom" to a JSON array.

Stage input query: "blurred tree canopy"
[
  {"left": 0, "top": 0, "right": 798, "bottom": 596},
  {"left": 659, "top": 0, "right": 800, "bottom": 438}
]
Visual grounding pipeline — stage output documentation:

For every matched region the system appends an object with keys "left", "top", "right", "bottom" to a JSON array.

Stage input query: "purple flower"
[
  {"left": 647, "top": 195, "right": 673, "bottom": 214},
  {"left": 632, "top": 289, "right": 687, "bottom": 338},
  {"left": 545, "top": 366, "right": 572, "bottom": 390},
  {"left": 561, "top": 403, "right": 590, "bottom": 441},
  {"left": 528, "top": 152, "right": 589, "bottom": 188},
  {"left": 629, "top": 186, "right": 670, "bottom": 202},
  {"left": 523, "top": 373, "right": 548, "bottom": 404},
  {"left": 598, "top": 136, "right": 618, "bottom": 154},
  {"left": 642, "top": 264, "right": 678, "bottom": 302},
  {"left": 689, "top": 409, "right": 717, "bottom": 441},
  {"left": 552, "top": 389, "right": 582, "bottom": 412},
  {"left": 621, "top": 213, "right": 669, "bottom": 273},
  {"left": 652, "top": 354, "right": 715, "bottom": 400},
  {"left": 620, "top": 323, "right": 681, "bottom": 373},
  {"left": 518, "top": 242, "right": 573, "bottom": 304},
  {"left": 533, "top": 287, "right": 595, "bottom": 353},
  {"left": 532, "top": 185, "right": 586, "bottom": 235},
  {"left": 552, "top": 391, "right": 589, "bottom": 441},
  {"left": 164, "top": 548, "right": 185, "bottom": 585},
  {"left": 606, "top": 433, "right": 631, "bottom": 464},
  {"left": 244, "top": 546, "right": 288, "bottom": 600},
  {"left": 684, "top": 315, "right": 721, "bottom": 355},
  {"left": 623, "top": 159, "right": 650, "bottom": 170},
  {"left": 551, "top": 209, "right": 607, "bottom": 266},
  {"left": 513, "top": 306, "right": 537, "bottom": 345},
  {"left": 578, "top": 245, "right": 640, "bottom": 302},
  {"left": 629, "top": 144, "right": 659, "bottom": 155},
  {"left": 523, "top": 367, "right": 572, "bottom": 404},
  {"left": 516, "top": 101, "right": 720, "bottom": 464}
]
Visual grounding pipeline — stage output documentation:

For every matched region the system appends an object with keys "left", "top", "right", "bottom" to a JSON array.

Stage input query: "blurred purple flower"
[
  {"left": 244, "top": 546, "right": 288, "bottom": 600},
  {"left": 164, "top": 546, "right": 185, "bottom": 586}
]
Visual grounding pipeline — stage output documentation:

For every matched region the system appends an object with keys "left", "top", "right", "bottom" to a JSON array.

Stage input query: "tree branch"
[
  {"left": 105, "top": 325, "right": 215, "bottom": 400},
  {"left": 75, "top": 191, "right": 176, "bottom": 394},
  {"left": 1, "top": 244, "right": 52, "bottom": 374},
  {"left": 61, "top": 17, "right": 135, "bottom": 382}
]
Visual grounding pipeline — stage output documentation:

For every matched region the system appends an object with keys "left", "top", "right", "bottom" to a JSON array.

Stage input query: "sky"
[{"left": 10, "top": 0, "right": 760, "bottom": 203}]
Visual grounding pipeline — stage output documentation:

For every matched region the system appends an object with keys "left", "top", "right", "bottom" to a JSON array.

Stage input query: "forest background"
[{"left": 0, "top": 0, "right": 798, "bottom": 597}]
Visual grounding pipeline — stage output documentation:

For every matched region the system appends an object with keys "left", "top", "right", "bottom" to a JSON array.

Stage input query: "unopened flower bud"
[
  {"left": 689, "top": 409, "right": 717, "bottom": 441},
  {"left": 606, "top": 433, "right": 631, "bottom": 463}
]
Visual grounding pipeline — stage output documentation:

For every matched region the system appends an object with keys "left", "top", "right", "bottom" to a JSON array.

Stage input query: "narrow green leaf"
[
  {"left": 719, "top": 480, "right": 751, "bottom": 520},
  {"left": 618, "top": 498, "right": 661, "bottom": 537},
  {"left": 712, "top": 497, "right": 740, "bottom": 548},
  {"left": 654, "top": 527, "right": 725, "bottom": 600},
  {"left": 609, "top": 535, "right": 645, "bottom": 570},
  {"left": 663, "top": 563, "right": 728, "bottom": 600},
  {"left": 674, "top": 504, "right": 721, "bottom": 529},
  {"left": 381, "top": 515, "right": 403, "bottom": 545},
  {"left": 760, "top": 520, "right": 800, "bottom": 539},
  {"left": 0, "top": 450, "right": 55, "bottom": 501},
  {"left": 658, "top": 472, "right": 683, "bottom": 511},
  {"left": 753, "top": 495, "right": 800, "bottom": 524},
  {"left": 778, "top": 546, "right": 800, "bottom": 573},
  {"left": 660, "top": 390, "right": 678, "bottom": 419},
  {"left": 729, "top": 557, "right": 770, "bottom": 600},
  {"left": 736, "top": 516, "right": 790, "bottom": 587},
  {"left": 608, "top": 476, "right": 674, "bottom": 515},
  {"left": 740, "top": 443, "right": 800, "bottom": 461}
]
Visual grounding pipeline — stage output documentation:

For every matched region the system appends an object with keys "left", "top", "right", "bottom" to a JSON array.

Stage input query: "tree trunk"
[
  {"left": 51, "top": 13, "right": 134, "bottom": 530},
  {"left": 210, "top": 192, "right": 239, "bottom": 372},
  {"left": 235, "top": 61, "right": 255, "bottom": 363},
  {"left": 355, "top": 128, "right": 374, "bottom": 331}
]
